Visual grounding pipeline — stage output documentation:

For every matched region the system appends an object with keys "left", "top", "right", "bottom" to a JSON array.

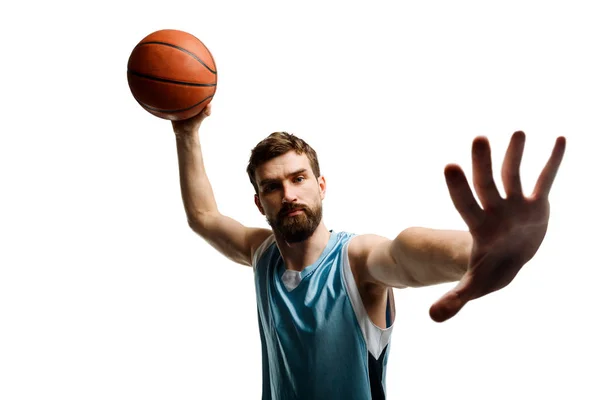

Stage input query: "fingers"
[
  {"left": 533, "top": 136, "right": 567, "bottom": 199},
  {"left": 472, "top": 136, "right": 503, "bottom": 208},
  {"left": 445, "top": 164, "right": 485, "bottom": 230},
  {"left": 501, "top": 131, "right": 526, "bottom": 197}
]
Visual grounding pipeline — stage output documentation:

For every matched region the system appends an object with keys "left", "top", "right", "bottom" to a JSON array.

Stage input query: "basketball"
[{"left": 127, "top": 29, "right": 217, "bottom": 121}]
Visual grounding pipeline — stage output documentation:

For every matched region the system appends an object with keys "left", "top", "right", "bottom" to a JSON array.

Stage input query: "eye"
[
  {"left": 263, "top": 183, "right": 279, "bottom": 193},
  {"left": 294, "top": 176, "right": 305, "bottom": 183}
]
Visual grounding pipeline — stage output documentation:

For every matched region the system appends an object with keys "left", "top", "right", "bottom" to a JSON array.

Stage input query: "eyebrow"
[{"left": 259, "top": 168, "right": 308, "bottom": 188}]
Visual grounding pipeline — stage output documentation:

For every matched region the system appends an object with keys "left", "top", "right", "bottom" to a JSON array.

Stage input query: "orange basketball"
[{"left": 127, "top": 29, "right": 217, "bottom": 121}]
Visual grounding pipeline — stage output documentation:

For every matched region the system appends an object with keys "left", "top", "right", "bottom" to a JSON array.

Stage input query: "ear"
[
  {"left": 254, "top": 194, "right": 265, "bottom": 215},
  {"left": 318, "top": 176, "right": 326, "bottom": 200}
]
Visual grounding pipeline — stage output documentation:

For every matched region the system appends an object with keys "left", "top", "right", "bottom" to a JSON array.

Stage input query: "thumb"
[
  {"left": 191, "top": 104, "right": 211, "bottom": 122},
  {"left": 429, "top": 275, "right": 474, "bottom": 323},
  {"left": 171, "top": 104, "right": 212, "bottom": 132},
  {"left": 429, "top": 290, "right": 468, "bottom": 323}
]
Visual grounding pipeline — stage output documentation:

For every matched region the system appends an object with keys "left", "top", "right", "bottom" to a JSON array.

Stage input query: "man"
[{"left": 171, "top": 104, "right": 566, "bottom": 399}]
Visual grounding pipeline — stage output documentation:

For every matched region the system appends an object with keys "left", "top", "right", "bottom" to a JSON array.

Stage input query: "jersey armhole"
[
  {"left": 252, "top": 234, "right": 275, "bottom": 272},
  {"left": 342, "top": 236, "right": 395, "bottom": 359}
]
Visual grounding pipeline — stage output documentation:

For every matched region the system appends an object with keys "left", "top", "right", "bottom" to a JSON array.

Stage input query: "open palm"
[{"left": 430, "top": 131, "right": 567, "bottom": 323}]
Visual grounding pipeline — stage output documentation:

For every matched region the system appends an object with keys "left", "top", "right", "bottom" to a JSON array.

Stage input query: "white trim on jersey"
[
  {"left": 253, "top": 234, "right": 275, "bottom": 271},
  {"left": 341, "top": 237, "right": 395, "bottom": 360}
]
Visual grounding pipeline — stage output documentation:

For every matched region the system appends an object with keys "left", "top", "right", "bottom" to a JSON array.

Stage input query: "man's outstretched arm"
[
  {"left": 351, "top": 132, "right": 566, "bottom": 322},
  {"left": 350, "top": 229, "right": 472, "bottom": 289}
]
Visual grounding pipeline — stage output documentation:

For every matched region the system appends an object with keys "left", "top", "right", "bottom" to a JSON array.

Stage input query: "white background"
[{"left": 1, "top": 0, "right": 598, "bottom": 399}]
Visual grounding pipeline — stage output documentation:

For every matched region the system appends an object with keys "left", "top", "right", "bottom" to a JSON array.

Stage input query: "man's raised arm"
[{"left": 172, "top": 105, "right": 272, "bottom": 267}]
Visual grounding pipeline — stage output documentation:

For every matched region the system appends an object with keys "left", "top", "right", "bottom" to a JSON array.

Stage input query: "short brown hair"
[{"left": 247, "top": 132, "right": 321, "bottom": 194}]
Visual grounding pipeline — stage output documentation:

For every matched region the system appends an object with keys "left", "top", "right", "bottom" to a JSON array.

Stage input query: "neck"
[{"left": 274, "top": 223, "right": 331, "bottom": 272}]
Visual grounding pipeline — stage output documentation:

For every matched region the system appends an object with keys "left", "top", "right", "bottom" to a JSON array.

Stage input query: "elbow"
[
  {"left": 187, "top": 215, "right": 201, "bottom": 232},
  {"left": 389, "top": 229, "right": 446, "bottom": 287},
  {"left": 186, "top": 211, "right": 219, "bottom": 234},
  {"left": 372, "top": 239, "right": 423, "bottom": 289}
]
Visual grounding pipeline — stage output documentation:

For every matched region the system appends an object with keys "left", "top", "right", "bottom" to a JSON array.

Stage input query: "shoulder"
[{"left": 347, "top": 233, "right": 391, "bottom": 260}]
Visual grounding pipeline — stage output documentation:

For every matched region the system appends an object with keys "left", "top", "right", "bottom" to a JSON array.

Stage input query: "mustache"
[{"left": 278, "top": 204, "right": 308, "bottom": 217}]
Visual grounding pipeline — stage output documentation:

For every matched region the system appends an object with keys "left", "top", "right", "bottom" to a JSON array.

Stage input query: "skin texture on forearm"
[
  {"left": 366, "top": 227, "right": 473, "bottom": 288},
  {"left": 175, "top": 132, "right": 219, "bottom": 223},
  {"left": 395, "top": 227, "right": 472, "bottom": 286}
]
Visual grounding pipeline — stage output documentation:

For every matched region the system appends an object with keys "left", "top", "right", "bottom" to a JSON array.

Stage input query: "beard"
[{"left": 266, "top": 201, "right": 323, "bottom": 243}]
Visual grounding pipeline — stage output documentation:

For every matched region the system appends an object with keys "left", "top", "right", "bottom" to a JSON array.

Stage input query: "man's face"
[{"left": 254, "top": 151, "right": 325, "bottom": 243}]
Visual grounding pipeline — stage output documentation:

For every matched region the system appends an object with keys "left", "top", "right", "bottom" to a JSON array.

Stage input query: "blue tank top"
[{"left": 253, "top": 230, "right": 395, "bottom": 400}]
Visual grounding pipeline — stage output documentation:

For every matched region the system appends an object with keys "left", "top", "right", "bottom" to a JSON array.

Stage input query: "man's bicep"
[{"left": 190, "top": 212, "right": 272, "bottom": 267}]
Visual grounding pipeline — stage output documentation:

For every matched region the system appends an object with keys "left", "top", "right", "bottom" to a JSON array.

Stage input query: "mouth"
[
  {"left": 286, "top": 209, "right": 304, "bottom": 216},
  {"left": 280, "top": 207, "right": 306, "bottom": 218}
]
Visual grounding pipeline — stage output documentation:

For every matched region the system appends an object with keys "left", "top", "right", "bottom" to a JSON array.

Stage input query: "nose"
[{"left": 281, "top": 182, "right": 298, "bottom": 204}]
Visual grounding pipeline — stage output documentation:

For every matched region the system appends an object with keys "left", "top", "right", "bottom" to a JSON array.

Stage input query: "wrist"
[
  {"left": 174, "top": 128, "right": 199, "bottom": 141},
  {"left": 453, "top": 232, "right": 473, "bottom": 275},
  {"left": 172, "top": 119, "right": 203, "bottom": 138}
]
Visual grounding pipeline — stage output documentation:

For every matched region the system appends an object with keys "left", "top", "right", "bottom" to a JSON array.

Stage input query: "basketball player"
[{"left": 171, "top": 104, "right": 566, "bottom": 400}]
